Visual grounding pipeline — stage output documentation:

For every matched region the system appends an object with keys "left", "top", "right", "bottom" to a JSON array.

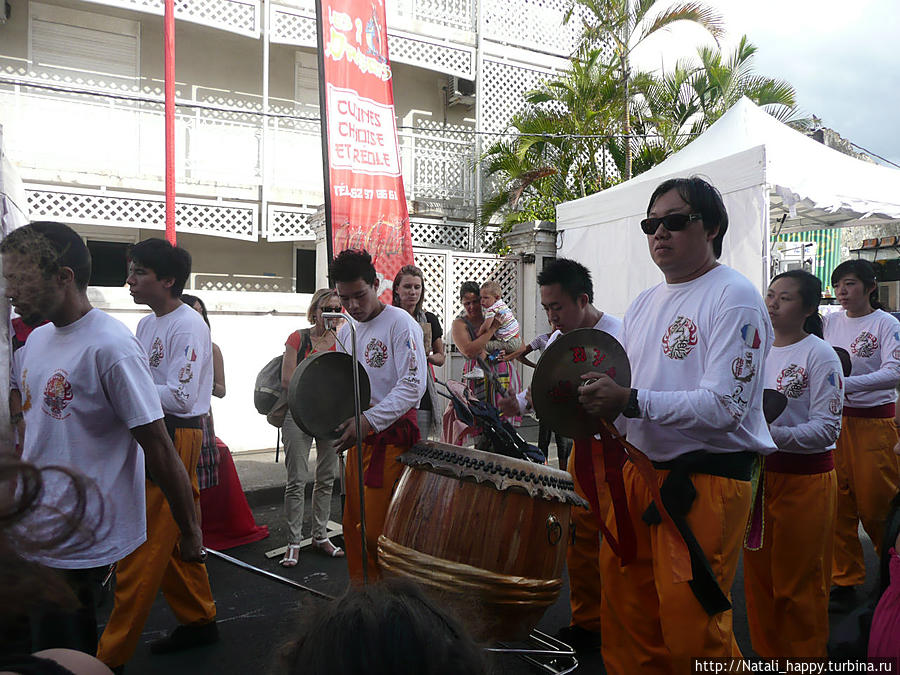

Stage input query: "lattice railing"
[
  {"left": 412, "top": 249, "right": 522, "bottom": 346},
  {"left": 276, "top": 0, "right": 475, "bottom": 33},
  {"left": 84, "top": 0, "right": 260, "bottom": 37},
  {"left": 411, "top": 0, "right": 475, "bottom": 32},
  {"left": 189, "top": 273, "right": 292, "bottom": 292},
  {"left": 450, "top": 253, "right": 521, "bottom": 336},
  {"left": 266, "top": 205, "right": 316, "bottom": 241},
  {"left": 269, "top": 6, "right": 475, "bottom": 78},
  {"left": 25, "top": 187, "right": 259, "bottom": 241},
  {"left": 482, "top": 0, "right": 580, "bottom": 56},
  {"left": 411, "top": 221, "right": 472, "bottom": 250},
  {"left": 390, "top": 30, "right": 476, "bottom": 80},
  {"left": 402, "top": 120, "right": 476, "bottom": 204},
  {"left": 480, "top": 58, "right": 560, "bottom": 134},
  {"left": 413, "top": 249, "right": 449, "bottom": 326}
]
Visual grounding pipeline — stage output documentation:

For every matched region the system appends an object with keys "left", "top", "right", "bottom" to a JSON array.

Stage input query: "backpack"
[
  {"left": 255, "top": 330, "right": 312, "bottom": 428},
  {"left": 254, "top": 355, "right": 284, "bottom": 416}
]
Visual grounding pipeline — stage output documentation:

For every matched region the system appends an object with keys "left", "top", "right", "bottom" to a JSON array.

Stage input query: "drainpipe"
[
  {"left": 472, "top": 0, "right": 484, "bottom": 251},
  {"left": 261, "top": 0, "right": 270, "bottom": 240}
]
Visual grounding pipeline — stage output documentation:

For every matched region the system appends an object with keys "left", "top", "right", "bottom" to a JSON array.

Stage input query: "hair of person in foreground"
[
  {"left": 278, "top": 577, "right": 487, "bottom": 675},
  {"left": 0, "top": 457, "right": 114, "bottom": 673}
]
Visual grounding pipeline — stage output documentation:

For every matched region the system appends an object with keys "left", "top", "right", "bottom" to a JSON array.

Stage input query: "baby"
[{"left": 477, "top": 281, "right": 521, "bottom": 356}]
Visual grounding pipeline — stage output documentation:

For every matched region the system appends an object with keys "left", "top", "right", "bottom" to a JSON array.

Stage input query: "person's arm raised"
[{"left": 452, "top": 318, "right": 497, "bottom": 360}]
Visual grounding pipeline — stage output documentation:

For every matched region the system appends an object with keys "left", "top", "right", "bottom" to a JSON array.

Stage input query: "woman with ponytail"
[
  {"left": 744, "top": 270, "right": 844, "bottom": 657},
  {"left": 824, "top": 260, "right": 900, "bottom": 603}
]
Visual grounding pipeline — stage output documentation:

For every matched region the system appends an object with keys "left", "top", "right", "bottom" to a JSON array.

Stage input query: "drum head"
[
  {"left": 288, "top": 351, "right": 371, "bottom": 439},
  {"left": 532, "top": 328, "right": 631, "bottom": 438}
]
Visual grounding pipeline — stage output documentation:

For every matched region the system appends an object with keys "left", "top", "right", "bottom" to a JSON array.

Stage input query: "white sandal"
[
  {"left": 279, "top": 544, "right": 301, "bottom": 567},
  {"left": 312, "top": 538, "right": 345, "bottom": 558}
]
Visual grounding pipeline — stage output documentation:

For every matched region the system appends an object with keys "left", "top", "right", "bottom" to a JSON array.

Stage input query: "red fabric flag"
[{"left": 317, "top": 0, "right": 414, "bottom": 301}]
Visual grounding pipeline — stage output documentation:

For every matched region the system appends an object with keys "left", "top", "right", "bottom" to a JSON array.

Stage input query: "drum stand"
[
  {"left": 323, "top": 311, "right": 369, "bottom": 585},
  {"left": 486, "top": 630, "right": 578, "bottom": 674}
]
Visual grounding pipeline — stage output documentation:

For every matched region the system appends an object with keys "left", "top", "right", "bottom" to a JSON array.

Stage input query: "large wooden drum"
[{"left": 378, "top": 441, "right": 588, "bottom": 642}]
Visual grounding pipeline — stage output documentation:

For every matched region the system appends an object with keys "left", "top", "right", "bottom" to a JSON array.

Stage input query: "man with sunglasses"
[{"left": 578, "top": 177, "right": 775, "bottom": 673}]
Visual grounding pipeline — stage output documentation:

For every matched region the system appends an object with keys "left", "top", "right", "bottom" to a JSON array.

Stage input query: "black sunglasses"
[
  {"left": 320, "top": 306, "right": 343, "bottom": 313},
  {"left": 640, "top": 212, "right": 702, "bottom": 235}
]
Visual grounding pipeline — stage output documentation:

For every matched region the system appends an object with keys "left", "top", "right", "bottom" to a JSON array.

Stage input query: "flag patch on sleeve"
[{"left": 740, "top": 324, "right": 761, "bottom": 349}]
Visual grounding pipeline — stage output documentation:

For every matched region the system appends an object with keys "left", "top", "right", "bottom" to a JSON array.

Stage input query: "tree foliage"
[{"left": 478, "top": 8, "right": 806, "bottom": 249}]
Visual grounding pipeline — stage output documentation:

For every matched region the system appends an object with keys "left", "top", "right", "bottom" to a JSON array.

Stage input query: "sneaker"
[
  {"left": 554, "top": 624, "right": 602, "bottom": 653},
  {"left": 463, "top": 367, "right": 485, "bottom": 380},
  {"left": 149, "top": 620, "right": 219, "bottom": 654}
]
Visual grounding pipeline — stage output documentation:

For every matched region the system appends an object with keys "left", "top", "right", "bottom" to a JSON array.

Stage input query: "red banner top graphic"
[{"left": 318, "top": 0, "right": 414, "bottom": 301}]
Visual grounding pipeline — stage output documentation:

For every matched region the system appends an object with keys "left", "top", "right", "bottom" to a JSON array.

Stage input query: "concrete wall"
[{"left": 90, "top": 286, "right": 313, "bottom": 452}]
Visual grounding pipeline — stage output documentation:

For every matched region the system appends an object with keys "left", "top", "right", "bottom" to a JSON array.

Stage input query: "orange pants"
[
  {"left": 744, "top": 468, "right": 836, "bottom": 657},
  {"left": 832, "top": 415, "right": 900, "bottom": 586},
  {"left": 343, "top": 439, "right": 408, "bottom": 584},
  {"left": 565, "top": 447, "right": 603, "bottom": 632},
  {"left": 600, "top": 462, "right": 750, "bottom": 675},
  {"left": 97, "top": 428, "right": 216, "bottom": 668}
]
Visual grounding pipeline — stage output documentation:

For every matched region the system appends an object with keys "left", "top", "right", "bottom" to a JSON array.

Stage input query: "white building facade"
[{"left": 0, "top": 0, "right": 570, "bottom": 449}]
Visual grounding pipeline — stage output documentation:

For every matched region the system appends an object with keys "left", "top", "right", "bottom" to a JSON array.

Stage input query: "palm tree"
[
  {"left": 565, "top": 0, "right": 725, "bottom": 179},
  {"left": 477, "top": 48, "right": 621, "bottom": 240},
  {"left": 631, "top": 35, "right": 808, "bottom": 161},
  {"left": 692, "top": 35, "right": 807, "bottom": 128}
]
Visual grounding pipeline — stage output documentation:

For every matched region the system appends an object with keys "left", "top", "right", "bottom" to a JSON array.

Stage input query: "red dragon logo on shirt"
[
  {"left": 149, "top": 337, "right": 164, "bottom": 368},
  {"left": 365, "top": 338, "right": 388, "bottom": 368},
  {"left": 776, "top": 363, "right": 808, "bottom": 399},
  {"left": 661, "top": 316, "right": 698, "bottom": 360},
  {"left": 850, "top": 331, "right": 878, "bottom": 358},
  {"left": 43, "top": 369, "right": 74, "bottom": 419}
]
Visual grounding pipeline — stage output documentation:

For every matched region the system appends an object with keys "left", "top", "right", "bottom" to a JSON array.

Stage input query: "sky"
[{"left": 629, "top": 0, "right": 900, "bottom": 166}]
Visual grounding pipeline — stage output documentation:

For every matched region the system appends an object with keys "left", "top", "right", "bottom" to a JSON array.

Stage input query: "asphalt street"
[{"left": 96, "top": 439, "right": 880, "bottom": 675}]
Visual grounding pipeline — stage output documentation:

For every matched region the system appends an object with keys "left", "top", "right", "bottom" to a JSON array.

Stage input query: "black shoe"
[
  {"left": 149, "top": 621, "right": 219, "bottom": 654},
  {"left": 554, "top": 624, "right": 602, "bottom": 653},
  {"left": 829, "top": 585, "right": 859, "bottom": 613}
]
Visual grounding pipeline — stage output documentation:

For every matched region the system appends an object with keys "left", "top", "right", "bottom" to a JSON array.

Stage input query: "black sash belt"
[
  {"left": 163, "top": 413, "right": 205, "bottom": 442},
  {"left": 639, "top": 450, "right": 756, "bottom": 617}
]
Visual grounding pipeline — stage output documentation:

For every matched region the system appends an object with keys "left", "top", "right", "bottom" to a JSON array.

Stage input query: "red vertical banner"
[
  {"left": 315, "top": 0, "right": 414, "bottom": 301},
  {"left": 164, "top": 0, "right": 176, "bottom": 244}
]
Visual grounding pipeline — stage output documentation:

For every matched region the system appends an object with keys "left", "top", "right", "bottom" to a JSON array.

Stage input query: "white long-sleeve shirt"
[
  {"left": 622, "top": 265, "right": 777, "bottom": 461},
  {"left": 136, "top": 303, "right": 213, "bottom": 418},
  {"left": 336, "top": 304, "right": 427, "bottom": 432},
  {"left": 823, "top": 309, "right": 900, "bottom": 408},
  {"left": 764, "top": 334, "right": 843, "bottom": 454}
]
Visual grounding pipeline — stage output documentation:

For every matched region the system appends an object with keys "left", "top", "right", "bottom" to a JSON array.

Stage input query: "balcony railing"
[{"left": 0, "top": 82, "right": 476, "bottom": 209}]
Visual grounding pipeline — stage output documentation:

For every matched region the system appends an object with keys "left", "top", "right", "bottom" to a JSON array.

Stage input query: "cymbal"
[
  {"left": 531, "top": 328, "right": 631, "bottom": 437},
  {"left": 833, "top": 346, "right": 852, "bottom": 377},
  {"left": 288, "top": 351, "right": 371, "bottom": 439},
  {"left": 762, "top": 388, "right": 788, "bottom": 424}
]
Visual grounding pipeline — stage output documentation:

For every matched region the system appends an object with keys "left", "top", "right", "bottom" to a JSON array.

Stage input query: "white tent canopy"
[{"left": 556, "top": 98, "right": 900, "bottom": 316}]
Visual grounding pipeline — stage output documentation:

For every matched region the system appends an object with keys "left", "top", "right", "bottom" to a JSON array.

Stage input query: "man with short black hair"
[
  {"left": 329, "top": 249, "right": 426, "bottom": 582},
  {"left": 98, "top": 238, "right": 218, "bottom": 668},
  {"left": 501, "top": 257, "right": 620, "bottom": 652},
  {"left": 1, "top": 222, "right": 203, "bottom": 656},
  {"left": 578, "top": 177, "right": 775, "bottom": 673}
]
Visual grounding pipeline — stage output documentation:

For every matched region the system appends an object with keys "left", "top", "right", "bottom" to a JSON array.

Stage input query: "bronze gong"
[
  {"left": 288, "top": 351, "right": 371, "bottom": 439},
  {"left": 531, "top": 328, "right": 631, "bottom": 438}
]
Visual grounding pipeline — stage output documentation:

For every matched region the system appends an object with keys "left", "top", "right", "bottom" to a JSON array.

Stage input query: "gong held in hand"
[
  {"left": 288, "top": 351, "right": 371, "bottom": 439},
  {"left": 532, "top": 328, "right": 631, "bottom": 438}
]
